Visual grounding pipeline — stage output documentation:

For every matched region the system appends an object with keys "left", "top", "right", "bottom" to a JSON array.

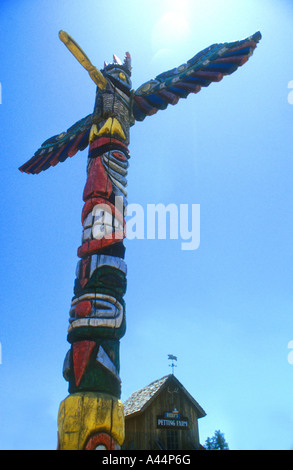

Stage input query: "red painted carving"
[
  {"left": 75, "top": 300, "right": 92, "bottom": 318},
  {"left": 83, "top": 156, "right": 112, "bottom": 201},
  {"left": 85, "top": 432, "right": 116, "bottom": 450},
  {"left": 73, "top": 340, "right": 96, "bottom": 387}
]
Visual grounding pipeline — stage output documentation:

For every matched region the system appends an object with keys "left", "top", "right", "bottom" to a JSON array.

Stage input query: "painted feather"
[
  {"left": 19, "top": 114, "right": 93, "bottom": 174},
  {"left": 132, "top": 31, "right": 262, "bottom": 122}
]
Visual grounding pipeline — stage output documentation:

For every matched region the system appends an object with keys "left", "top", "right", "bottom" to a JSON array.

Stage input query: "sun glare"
[{"left": 152, "top": 8, "right": 191, "bottom": 52}]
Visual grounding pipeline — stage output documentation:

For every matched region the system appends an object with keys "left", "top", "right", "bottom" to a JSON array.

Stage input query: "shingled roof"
[{"left": 124, "top": 374, "right": 206, "bottom": 419}]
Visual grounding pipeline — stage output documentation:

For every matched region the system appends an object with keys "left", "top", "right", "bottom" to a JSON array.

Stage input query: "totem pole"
[{"left": 19, "top": 30, "right": 261, "bottom": 450}]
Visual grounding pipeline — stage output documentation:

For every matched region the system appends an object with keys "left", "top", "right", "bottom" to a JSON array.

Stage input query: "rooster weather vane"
[{"left": 19, "top": 30, "right": 261, "bottom": 450}]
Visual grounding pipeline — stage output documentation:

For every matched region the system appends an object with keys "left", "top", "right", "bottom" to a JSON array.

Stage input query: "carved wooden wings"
[
  {"left": 19, "top": 31, "right": 261, "bottom": 175},
  {"left": 132, "top": 31, "right": 262, "bottom": 121},
  {"left": 19, "top": 114, "right": 93, "bottom": 174}
]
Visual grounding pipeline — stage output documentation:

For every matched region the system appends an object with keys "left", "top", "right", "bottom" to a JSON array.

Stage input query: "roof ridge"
[
  {"left": 127, "top": 374, "right": 170, "bottom": 395},
  {"left": 144, "top": 374, "right": 171, "bottom": 387},
  {"left": 123, "top": 375, "right": 172, "bottom": 416},
  {"left": 124, "top": 374, "right": 206, "bottom": 419}
]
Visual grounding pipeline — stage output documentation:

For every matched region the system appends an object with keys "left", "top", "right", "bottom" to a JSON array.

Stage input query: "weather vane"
[
  {"left": 19, "top": 29, "right": 261, "bottom": 450},
  {"left": 168, "top": 354, "right": 178, "bottom": 375}
]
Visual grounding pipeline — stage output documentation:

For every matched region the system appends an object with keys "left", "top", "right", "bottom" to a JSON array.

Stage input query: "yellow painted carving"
[
  {"left": 89, "top": 124, "right": 99, "bottom": 144},
  {"left": 97, "top": 118, "right": 113, "bottom": 137},
  {"left": 119, "top": 72, "right": 126, "bottom": 81},
  {"left": 58, "top": 30, "right": 107, "bottom": 90},
  {"left": 90, "top": 118, "right": 126, "bottom": 143},
  {"left": 110, "top": 118, "right": 126, "bottom": 139},
  {"left": 57, "top": 392, "right": 125, "bottom": 450}
]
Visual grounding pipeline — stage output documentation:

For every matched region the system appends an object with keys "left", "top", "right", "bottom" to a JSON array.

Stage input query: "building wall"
[{"left": 124, "top": 386, "right": 201, "bottom": 450}]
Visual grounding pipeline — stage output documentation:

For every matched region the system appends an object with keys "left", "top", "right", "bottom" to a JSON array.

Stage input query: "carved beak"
[{"left": 59, "top": 30, "right": 107, "bottom": 90}]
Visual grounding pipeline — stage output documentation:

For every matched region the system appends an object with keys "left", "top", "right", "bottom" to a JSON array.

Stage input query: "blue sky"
[{"left": 1, "top": 0, "right": 293, "bottom": 450}]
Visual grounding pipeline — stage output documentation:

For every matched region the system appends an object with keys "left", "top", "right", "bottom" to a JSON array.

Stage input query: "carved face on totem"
[{"left": 90, "top": 54, "right": 133, "bottom": 145}]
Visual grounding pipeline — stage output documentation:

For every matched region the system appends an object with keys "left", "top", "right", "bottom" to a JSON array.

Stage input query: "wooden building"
[{"left": 123, "top": 374, "right": 206, "bottom": 450}]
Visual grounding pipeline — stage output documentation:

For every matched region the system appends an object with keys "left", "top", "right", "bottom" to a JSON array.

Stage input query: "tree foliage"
[{"left": 205, "top": 430, "right": 229, "bottom": 450}]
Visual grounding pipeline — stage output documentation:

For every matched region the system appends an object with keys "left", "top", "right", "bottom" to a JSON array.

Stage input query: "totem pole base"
[{"left": 57, "top": 392, "right": 125, "bottom": 450}]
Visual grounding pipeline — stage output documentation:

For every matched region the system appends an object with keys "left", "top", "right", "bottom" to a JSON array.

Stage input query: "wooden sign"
[{"left": 157, "top": 412, "right": 189, "bottom": 430}]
